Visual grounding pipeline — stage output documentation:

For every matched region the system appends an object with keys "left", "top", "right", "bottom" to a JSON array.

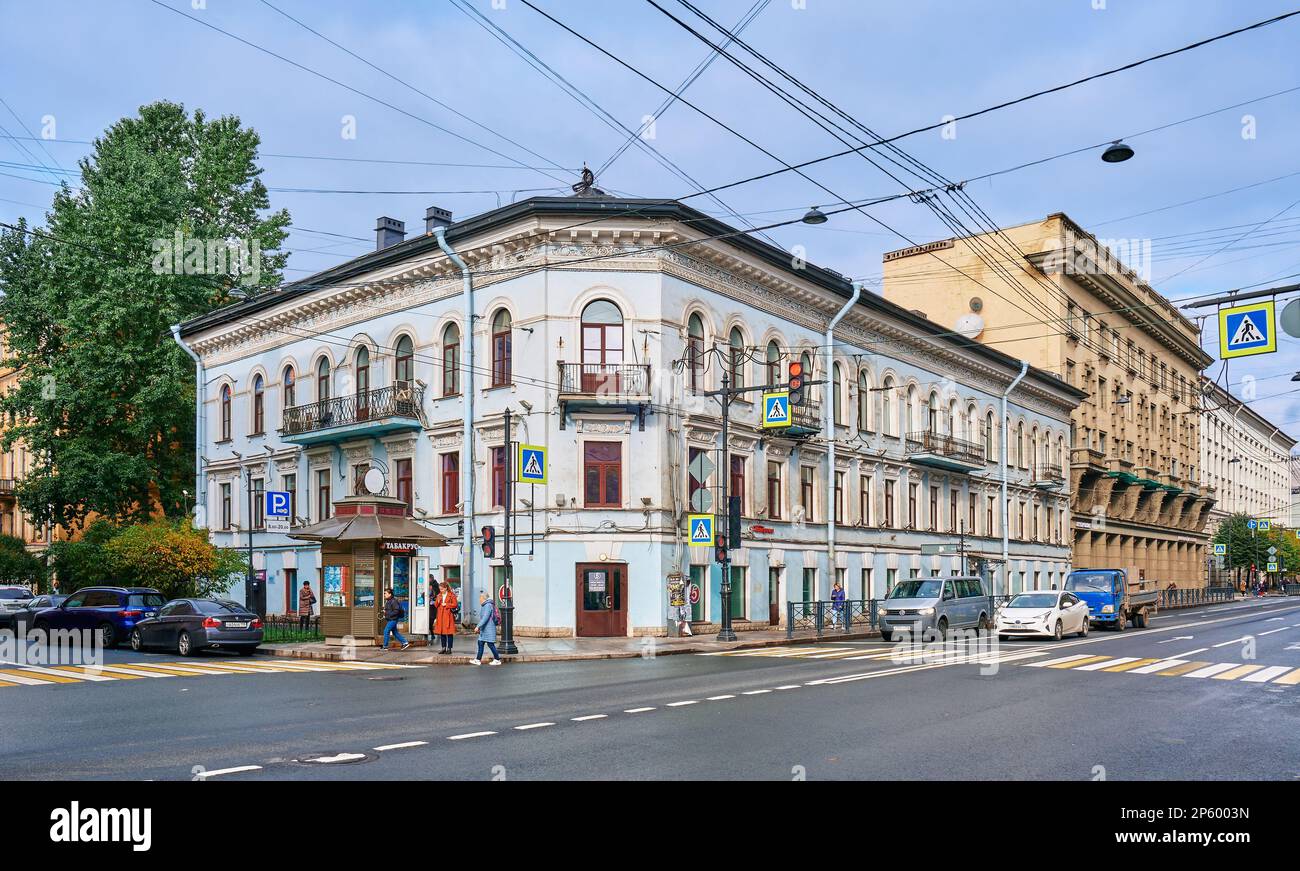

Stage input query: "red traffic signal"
[
  {"left": 481, "top": 526, "right": 496, "bottom": 558},
  {"left": 715, "top": 533, "right": 728, "bottom": 564},
  {"left": 788, "top": 361, "right": 805, "bottom": 406}
]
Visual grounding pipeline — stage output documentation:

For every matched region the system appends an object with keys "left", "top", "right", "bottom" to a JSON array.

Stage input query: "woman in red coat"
[{"left": 433, "top": 581, "right": 459, "bottom": 654}]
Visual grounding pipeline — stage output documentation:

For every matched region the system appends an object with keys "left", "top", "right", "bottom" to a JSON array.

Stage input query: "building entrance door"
[{"left": 576, "top": 563, "right": 627, "bottom": 637}]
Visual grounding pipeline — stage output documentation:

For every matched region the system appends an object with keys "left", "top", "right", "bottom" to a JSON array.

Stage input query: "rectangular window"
[
  {"left": 220, "top": 483, "right": 232, "bottom": 531},
  {"left": 283, "top": 473, "right": 297, "bottom": 526},
  {"left": 766, "top": 461, "right": 782, "bottom": 520},
  {"left": 316, "top": 470, "right": 331, "bottom": 522},
  {"left": 886, "top": 568, "right": 897, "bottom": 595},
  {"left": 861, "top": 567, "right": 873, "bottom": 600},
  {"left": 968, "top": 492, "right": 976, "bottom": 536},
  {"left": 491, "top": 446, "right": 507, "bottom": 509},
  {"left": 908, "top": 483, "right": 918, "bottom": 529},
  {"left": 801, "top": 567, "right": 816, "bottom": 603},
  {"left": 730, "top": 456, "right": 746, "bottom": 518},
  {"left": 834, "top": 471, "right": 844, "bottom": 524},
  {"left": 799, "top": 466, "right": 815, "bottom": 523},
  {"left": 986, "top": 495, "right": 995, "bottom": 536},
  {"left": 252, "top": 477, "right": 265, "bottom": 530},
  {"left": 395, "top": 459, "right": 412, "bottom": 512},
  {"left": 443, "top": 341, "right": 460, "bottom": 396},
  {"left": 859, "top": 475, "right": 872, "bottom": 526},
  {"left": 949, "top": 489, "right": 958, "bottom": 533},
  {"left": 441, "top": 452, "right": 460, "bottom": 515},
  {"left": 583, "top": 441, "right": 622, "bottom": 507},
  {"left": 929, "top": 485, "right": 939, "bottom": 532},
  {"left": 884, "top": 480, "right": 895, "bottom": 527}
]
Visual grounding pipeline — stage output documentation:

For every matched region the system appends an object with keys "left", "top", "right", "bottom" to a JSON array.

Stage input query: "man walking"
[
  {"left": 381, "top": 588, "right": 410, "bottom": 650},
  {"left": 298, "top": 579, "right": 316, "bottom": 632}
]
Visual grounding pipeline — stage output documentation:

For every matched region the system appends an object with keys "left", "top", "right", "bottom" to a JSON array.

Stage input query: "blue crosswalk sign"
[
  {"left": 1260, "top": 520, "right": 1271, "bottom": 532},
  {"left": 1219, "top": 301, "right": 1275, "bottom": 359},
  {"left": 516, "top": 444, "right": 547, "bottom": 484},
  {"left": 1213, "top": 543, "right": 1226, "bottom": 556},
  {"left": 763, "top": 390, "right": 791, "bottom": 428},
  {"left": 688, "top": 514, "right": 714, "bottom": 547}
]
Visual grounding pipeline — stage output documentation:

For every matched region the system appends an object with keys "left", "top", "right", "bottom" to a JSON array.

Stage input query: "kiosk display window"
[{"left": 323, "top": 565, "right": 348, "bottom": 608}]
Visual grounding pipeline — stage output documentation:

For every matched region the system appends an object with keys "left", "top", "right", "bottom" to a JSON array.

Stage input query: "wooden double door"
[{"left": 576, "top": 563, "right": 627, "bottom": 637}]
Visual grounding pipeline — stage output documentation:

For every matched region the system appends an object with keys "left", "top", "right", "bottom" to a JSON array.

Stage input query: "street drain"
[{"left": 292, "top": 751, "right": 377, "bottom": 766}]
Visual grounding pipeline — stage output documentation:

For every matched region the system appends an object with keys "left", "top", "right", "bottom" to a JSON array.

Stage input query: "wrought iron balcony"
[
  {"left": 0, "top": 478, "right": 14, "bottom": 498},
  {"left": 905, "top": 430, "right": 986, "bottom": 472},
  {"left": 281, "top": 384, "right": 424, "bottom": 445},
  {"left": 1032, "top": 462, "right": 1065, "bottom": 488},
  {"left": 557, "top": 362, "right": 653, "bottom": 430}
]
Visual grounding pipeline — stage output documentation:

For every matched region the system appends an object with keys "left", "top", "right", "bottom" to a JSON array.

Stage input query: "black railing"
[
  {"left": 261, "top": 614, "right": 323, "bottom": 644},
  {"left": 786, "top": 599, "right": 878, "bottom": 637},
  {"left": 0, "top": 478, "right": 14, "bottom": 495},
  {"left": 557, "top": 362, "right": 652, "bottom": 397},
  {"left": 282, "top": 384, "right": 423, "bottom": 435},
  {"left": 1033, "top": 462, "right": 1065, "bottom": 484},
  {"left": 1285, "top": 584, "right": 1300, "bottom": 597},
  {"left": 905, "top": 430, "right": 986, "bottom": 465},
  {"left": 1157, "top": 586, "right": 1234, "bottom": 609}
]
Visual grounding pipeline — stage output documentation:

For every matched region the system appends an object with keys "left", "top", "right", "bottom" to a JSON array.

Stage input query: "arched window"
[
  {"left": 582, "top": 300, "right": 624, "bottom": 393},
  {"left": 906, "top": 386, "right": 919, "bottom": 433},
  {"left": 882, "top": 376, "right": 896, "bottom": 436},
  {"left": 355, "top": 346, "right": 370, "bottom": 418},
  {"left": 858, "top": 371, "right": 871, "bottom": 431},
  {"left": 442, "top": 323, "right": 460, "bottom": 396},
  {"left": 491, "top": 309, "right": 512, "bottom": 386},
  {"left": 927, "top": 392, "right": 939, "bottom": 433},
  {"left": 251, "top": 374, "right": 264, "bottom": 434},
  {"left": 686, "top": 313, "right": 704, "bottom": 390},
  {"left": 395, "top": 335, "right": 414, "bottom": 387},
  {"left": 316, "top": 358, "right": 331, "bottom": 403},
  {"left": 220, "top": 384, "right": 232, "bottom": 441},
  {"left": 728, "top": 327, "right": 745, "bottom": 390},
  {"left": 948, "top": 398, "right": 958, "bottom": 437},
  {"left": 766, "top": 341, "right": 781, "bottom": 388},
  {"left": 283, "top": 365, "right": 296, "bottom": 408},
  {"left": 985, "top": 411, "right": 995, "bottom": 461},
  {"left": 832, "top": 363, "right": 843, "bottom": 426},
  {"left": 1031, "top": 426, "right": 1040, "bottom": 469}
]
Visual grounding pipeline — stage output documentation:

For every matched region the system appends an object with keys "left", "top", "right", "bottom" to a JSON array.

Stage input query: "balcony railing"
[
  {"left": 557, "top": 362, "right": 652, "bottom": 397},
  {"left": 282, "top": 384, "right": 424, "bottom": 436},
  {"left": 1033, "top": 462, "right": 1065, "bottom": 485},
  {"left": 905, "top": 430, "right": 985, "bottom": 466},
  {"left": 0, "top": 478, "right": 14, "bottom": 497}
]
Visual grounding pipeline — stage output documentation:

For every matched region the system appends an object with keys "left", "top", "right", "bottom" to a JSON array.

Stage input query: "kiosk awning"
[{"left": 287, "top": 494, "right": 449, "bottom": 545}]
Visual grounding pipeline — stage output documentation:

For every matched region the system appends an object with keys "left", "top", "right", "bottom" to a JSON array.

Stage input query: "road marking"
[
  {"left": 114, "top": 663, "right": 220, "bottom": 676},
  {"left": 1212, "top": 636, "right": 1251, "bottom": 648},
  {"left": 132, "top": 662, "right": 235, "bottom": 675},
  {"left": 775, "top": 685, "right": 801, "bottom": 690},
  {"left": 448, "top": 731, "right": 496, "bottom": 740},
  {"left": 1273, "top": 669, "right": 1300, "bottom": 686},
  {"left": 666, "top": 700, "right": 698, "bottom": 707},
  {"left": 0, "top": 678, "right": 17, "bottom": 687},
  {"left": 742, "top": 689, "right": 772, "bottom": 695},
  {"left": 1167, "top": 647, "right": 1209, "bottom": 658},
  {"left": 0, "top": 670, "right": 58, "bottom": 685},
  {"left": 1129, "top": 659, "right": 1186, "bottom": 674},
  {"left": 16, "top": 665, "right": 117, "bottom": 682},
  {"left": 514, "top": 722, "right": 555, "bottom": 730},
  {"left": 374, "top": 741, "right": 428, "bottom": 751},
  {"left": 1049, "top": 655, "right": 1110, "bottom": 669},
  {"left": 706, "top": 695, "right": 735, "bottom": 701},
  {"left": 1212, "top": 664, "right": 1265, "bottom": 681},
  {"left": 571, "top": 714, "right": 607, "bottom": 721},
  {"left": 1101, "top": 658, "right": 1161, "bottom": 672},
  {"left": 1184, "top": 663, "right": 1239, "bottom": 679},
  {"left": 1156, "top": 661, "right": 1212, "bottom": 676},
  {"left": 624, "top": 707, "right": 655, "bottom": 713},
  {"left": 1258, "top": 627, "right": 1289, "bottom": 636},
  {"left": 1242, "top": 666, "right": 1291, "bottom": 683},
  {"left": 196, "top": 765, "right": 261, "bottom": 779},
  {"left": 1026, "top": 654, "right": 1094, "bottom": 668},
  {"left": 1076, "top": 657, "right": 1138, "bottom": 671}
]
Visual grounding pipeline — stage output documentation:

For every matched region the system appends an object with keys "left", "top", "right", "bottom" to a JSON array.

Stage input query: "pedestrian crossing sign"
[
  {"left": 762, "top": 390, "right": 791, "bottom": 428},
  {"left": 516, "top": 444, "right": 547, "bottom": 484},
  {"left": 1213, "top": 543, "right": 1227, "bottom": 556},
  {"left": 1219, "top": 300, "right": 1275, "bottom": 359},
  {"left": 1267, "top": 562, "right": 1279, "bottom": 573},
  {"left": 688, "top": 514, "right": 714, "bottom": 547},
  {"left": 1260, "top": 520, "right": 1271, "bottom": 531}
]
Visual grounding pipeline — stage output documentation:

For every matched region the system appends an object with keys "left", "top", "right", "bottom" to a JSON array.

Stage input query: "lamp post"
[{"left": 500, "top": 406, "right": 519, "bottom": 655}]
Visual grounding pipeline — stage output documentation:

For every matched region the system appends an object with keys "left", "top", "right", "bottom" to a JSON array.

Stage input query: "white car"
[{"left": 996, "top": 590, "right": 1090, "bottom": 641}]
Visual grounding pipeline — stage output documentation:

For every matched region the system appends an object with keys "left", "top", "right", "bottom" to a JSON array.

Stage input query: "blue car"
[{"left": 31, "top": 586, "right": 166, "bottom": 648}]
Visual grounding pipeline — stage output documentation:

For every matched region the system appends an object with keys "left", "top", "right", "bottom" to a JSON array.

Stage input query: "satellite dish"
[
  {"left": 955, "top": 313, "right": 985, "bottom": 339},
  {"left": 1279, "top": 298, "right": 1300, "bottom": 339},
  {"left": 363, "top": 467, "right": 386, "bottom": 495}
]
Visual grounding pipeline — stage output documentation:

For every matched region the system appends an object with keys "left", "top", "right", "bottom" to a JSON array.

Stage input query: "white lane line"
[
  {"left": 196, "top": 765, "right": 261, "bottom": 779},
  {"left": 1026, "top": 654, "right": 1094, "bottom": 668},
  {"left": 1076, "top": 656, "right": 1137, "bottom": 671},
  {"left": 1212, "top": 636, "right": 1251, "bottom": 648},
  {"left": 448, "top": 731, "right": 497, "bottom": 740},
  {"left": 624, "top": 707, "right": 656, "bottom": 713},
  {"left": 1129, "top": 659, "right": 1187, "bottom": 674},
  {"left": 742, "top": 689, "right": 772, "bottom": 695},
  {"left": 514, "top": 722, "right": 555, "bottom": 730},
  {"left": 1185, "top": 663, "right": 1238, "bottom": 679},
  {"left": 14, "top": 665, "right": 117, "bottom": 682},
  {"left": 1259, "top": 627, "right": 1289, "bottom": 636},
  {"left": 1243, "top": 666, "right": 1292, "bottom": 683},
  {"left": 706, "top": 695, "right": 735, "bottom": 701},
  {"left": 374, "top": 741, "right": 427, "bottom": 751},
  {"left": 571, "top": 714, "right": 607, "bottom": 722},
  {"left": 1168, "top": 647, "right": 1209, "bottom": 658},
  {"left": 90, "top": 664, "right": 174, "bottom": 678},
  {"left": 666, "top": 700, "right": 698, "bottom": 707},
  {"left": 776, "top": 685, "right": 801, "bottom": 690}
]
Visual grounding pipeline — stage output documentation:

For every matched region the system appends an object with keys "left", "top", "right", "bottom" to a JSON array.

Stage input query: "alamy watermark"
[{"left": 151, "top": 231, "right": 262, "bottom": 286}]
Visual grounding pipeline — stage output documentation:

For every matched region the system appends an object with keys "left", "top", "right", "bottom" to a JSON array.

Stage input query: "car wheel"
[
  {"left": 130, "top": 629, "right": 143, "bottom": 652},
  {"left": 879, "top": 631, "right": 893, "bottom": 642},
  {"left": 977, "top": 612, "right": 992, "bottom": 634},
  {"left": 1113, "top": 614, "right": 1125, "bottom": 632},
  {"left": 1053, "top": 619, "right": 1063, "bottom": 641},
  {"left": 98, "top": 622, "right": 117, "bottom": 649},
  {"left": 936, "top": 618, "right": 948, "bottom": 641},
  {"left": 1135, "top": 609, "right": 1148, "bottom": 629},
  {"left": 177, "top": 631, "right": 194, "bottom": 657},
  {"left": 1078, "top": 618, "right": 1089, "bottom": 638}
]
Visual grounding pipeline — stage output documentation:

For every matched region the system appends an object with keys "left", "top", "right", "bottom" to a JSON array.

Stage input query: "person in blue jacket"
[{"left": 471, "top": 590, "right": 502, "bottom": 665}]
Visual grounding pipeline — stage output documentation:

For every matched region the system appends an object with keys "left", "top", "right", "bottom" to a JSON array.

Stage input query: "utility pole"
[
  {"left": 244, "top": 466, "right": 255, "bottom": 612},
  {"left": 500, "top": 406, "right": 519, "bottom": 655},
  {"left": 717, "top": 370, "right": 736, "bottom": 642}
]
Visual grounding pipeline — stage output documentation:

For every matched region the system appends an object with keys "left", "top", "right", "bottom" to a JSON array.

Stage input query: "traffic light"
[
  {"left": 715, "top": 534, "right": 728, "bottom": 564},
  {"left": 788, "top": 360, "right": 805, "bottom": 406},
  {"left": 728, "top": 496, "right": 743, "bottom": 545},
  {"left": 481, "top": 526, "right": 496, "bottom": 558}
]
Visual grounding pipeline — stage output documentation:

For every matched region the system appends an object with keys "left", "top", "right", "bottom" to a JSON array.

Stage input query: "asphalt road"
[{"left": 4, "top": 597, "right": 1300, "bottom": 780}]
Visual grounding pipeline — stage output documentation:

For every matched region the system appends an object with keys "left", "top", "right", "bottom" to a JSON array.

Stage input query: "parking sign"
[{"left": 266, "top": 490, "right": 291, "bottom": 533}]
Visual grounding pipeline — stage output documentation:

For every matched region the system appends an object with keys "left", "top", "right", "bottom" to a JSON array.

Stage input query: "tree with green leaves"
[
  {"left": 1212, "top": 514, "right": 1299, "bottom": 579},
  {"left": 0, "top": 101, "right": 289, "bottom": 531},
  {"left": 0, "top": 534, "right": 43, "bottom": 587}
]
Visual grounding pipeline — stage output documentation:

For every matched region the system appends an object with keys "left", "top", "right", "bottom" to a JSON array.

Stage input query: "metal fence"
[
  {"left": 261, "top": 614, "right": 323, "bottom": 644},
  {"left": 1156, "top": 586, "right": 1235, "bottom": 609},
  {"left": 1285, "top": 584, "right": 1300, "bottom": 597}
]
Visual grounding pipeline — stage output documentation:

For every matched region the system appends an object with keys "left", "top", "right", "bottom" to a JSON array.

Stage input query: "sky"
[{"left": 1, "top": 0, "right": 1298, "bottom": 445}]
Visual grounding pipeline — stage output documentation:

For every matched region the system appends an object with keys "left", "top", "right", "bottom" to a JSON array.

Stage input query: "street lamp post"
[{"left": 500, "top": 406, "right": 519, "bottom": 655}]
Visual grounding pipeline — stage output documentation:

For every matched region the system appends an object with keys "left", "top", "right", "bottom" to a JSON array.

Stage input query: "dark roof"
[{"left": 178, "top": 196, "right": 1085, "bottom": 401}]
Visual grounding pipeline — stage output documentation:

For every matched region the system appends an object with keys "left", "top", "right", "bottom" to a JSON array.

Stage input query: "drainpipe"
[
  {"left": 434, "top": 227, "right": 474, "bottom": 608},
  {"left": 171, "top": 325, "right": 206, "bottom": 528},
  {"left": 1000, "top": 361, "right": 1029, "bottom": 596},
  {"left": 824, "top": 280, "right": 863, "bottom": 597}
]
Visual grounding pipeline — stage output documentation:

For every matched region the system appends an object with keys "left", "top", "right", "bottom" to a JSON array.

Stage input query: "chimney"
[
  {"left": 424, "top": 206, "right": 453, "bottom": 234},
  {"left": 375, "top": 216, "right": 405, "bottom": 251}
]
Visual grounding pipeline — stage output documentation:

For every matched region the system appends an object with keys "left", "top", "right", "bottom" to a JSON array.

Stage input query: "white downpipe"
[
  {"left": 171, "top": 325, "right": 206, "bottom": 528},
  {"left": 824, "top": 280, "right": 863, "bottom": 597},
  {"left": 434, "top": 227, "right": 474, "bottom": 607},
  {"left": 1000, "top": 361, "right": 1029, "bottom": 596}
]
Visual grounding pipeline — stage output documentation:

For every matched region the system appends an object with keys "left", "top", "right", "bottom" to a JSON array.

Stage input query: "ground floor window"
[
  {"left": 729, "top": 565, "right": 746, "bottom": 621},
  {"left": 801, "top": 567, "right": 815, "bottom": 602},
  {"left": 690, "top": 565, "right": 706, "bottom": 622},
  {"left": 283, "top": 568, "right": 297, "bottom": 614}
]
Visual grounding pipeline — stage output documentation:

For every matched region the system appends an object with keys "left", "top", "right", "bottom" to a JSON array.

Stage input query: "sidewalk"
[{"left": 262, "top": 625, "right": 883, "bottom": 665}]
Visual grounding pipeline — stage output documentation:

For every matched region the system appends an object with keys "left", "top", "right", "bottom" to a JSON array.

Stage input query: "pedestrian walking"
[
  {"left": 381, "top": 588, "right": 410, "bottom": 650},
  {"left": 297, "top": 579, "right": 316, "bottom": 632},
  {"left": 830, "top": 579, "right": 846, "bottom": 629},
  {"left": 471, "top": 590, "right": 502, "bottom": 665},
  {"left": 434, "top": 579, "right": 459, "bottom": 654}
]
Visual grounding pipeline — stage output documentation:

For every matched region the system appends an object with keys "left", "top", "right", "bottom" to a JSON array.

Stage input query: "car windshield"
[
  {"left": 0, "top": 588, "right": 30, "bottom": 599},
  {"left": 1066, "top": 573, "right": 1113, "bottom": 592},
  {"left": 1007, "top": 593, "right": 1059, "bottom": 609},
  {"left": 128, "top": 594, "right": 166, "bottom": 609},
  {"left": 888, "top": 580, "right": 943, "bottom": 599},
  {"left": 194, "top": 599, "right": 247, "bottom": 614}
]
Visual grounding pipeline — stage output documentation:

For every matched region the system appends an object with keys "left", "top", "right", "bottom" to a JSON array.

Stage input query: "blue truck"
[{"left": 1064, "top": 569, "right": 1157, "bottom": 630}]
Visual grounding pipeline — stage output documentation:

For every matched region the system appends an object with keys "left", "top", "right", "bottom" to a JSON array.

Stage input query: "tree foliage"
[
  {"left": 0, "top": 101, "right": 289, "bottom": 530},
  {"left": 0, "top": 534, "right": 43, "bottom": 587},
  {"left": 1212, "top": 514, "right": 1299, "bottom": 573}
]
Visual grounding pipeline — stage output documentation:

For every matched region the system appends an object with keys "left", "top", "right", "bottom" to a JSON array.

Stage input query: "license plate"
[{"left": 225, "top": 621, "right": 249, "bottom": 629}]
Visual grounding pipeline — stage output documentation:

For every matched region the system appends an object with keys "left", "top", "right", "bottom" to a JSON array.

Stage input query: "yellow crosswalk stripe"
[
  {"left": 0, "top": 668, "right": 82, "bottom": 684},
  {"left": 113, "top": 663, "right": 217, "bottom": 676},
  {"left": 1155, "top": 661, "right": 1212, "bottom": 676},
  {"left": 1102, "top": 658, "right": 1160, "bottom": 672},
  {"left": 1273, "top": 669, "right": 1300, "bottom": 685},
  {"left": 0, "top": 677, "right": 19, "bottom": 687},
  {"left": 1212, "top": 664, "right": 1265, "bottom": 681},
  {"left": 1049, "top": 655, "right": 1110, "bottom": 669},
  {"left": 40, "top": 665, "right": 148, "bottom": 680}
]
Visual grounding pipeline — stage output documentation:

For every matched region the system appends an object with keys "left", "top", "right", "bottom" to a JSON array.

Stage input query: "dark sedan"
[
  {"left": 0, "top": 593, "right": 67, "bottom": 631},
  {"left": 129, "top": 598, "right": 263, "bottom": 656}
]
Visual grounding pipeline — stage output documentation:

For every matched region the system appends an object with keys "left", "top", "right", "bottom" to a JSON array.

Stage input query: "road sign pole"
[
  {"left": 500, "top": 407, "right": 518, "bottom": 655},
  {"left": 717, "top": 371, "right": 737, "bottom": 642}
]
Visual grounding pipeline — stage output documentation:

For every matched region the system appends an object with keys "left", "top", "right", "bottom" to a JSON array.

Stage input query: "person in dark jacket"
[
  {"left": 381, "top": 588, "right": 409, "bottom": 650},
  {"left": 298, "top": 580, "right": 316, "bottom": 632}
]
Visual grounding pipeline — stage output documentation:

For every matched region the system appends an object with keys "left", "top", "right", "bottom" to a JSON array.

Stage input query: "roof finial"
[{"left": 572, "top": 162, "right": 596, "bottom": 196}]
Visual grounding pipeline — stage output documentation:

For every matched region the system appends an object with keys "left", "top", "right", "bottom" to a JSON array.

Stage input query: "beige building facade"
[
  {"left": 1200, "top": 377, "right": 1296, "bottom": 535},
  {"left": 882, "top": 212, "right": 1215, "bottom": 586}
]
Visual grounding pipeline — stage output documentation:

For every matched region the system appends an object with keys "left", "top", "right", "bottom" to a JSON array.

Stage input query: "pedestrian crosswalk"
[
  {"left": 1025, "top": 654, "right": 1300, "bottom": 686},
  {"left": 0, "top": 658, "right": 421, "bottom": 689}
]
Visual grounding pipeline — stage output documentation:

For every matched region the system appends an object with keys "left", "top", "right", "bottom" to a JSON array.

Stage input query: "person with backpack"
[
  {"left": 471, "top": 590, "right": 502, "bottom": 665},
  {"left": 381, "top": 588, "right": 410, "bottom": 650}
]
